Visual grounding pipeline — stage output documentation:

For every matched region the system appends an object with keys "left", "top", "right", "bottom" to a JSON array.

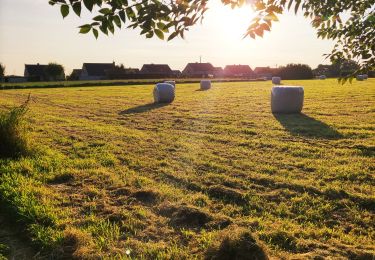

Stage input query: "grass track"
[{"left": 0, "top": 79, "right": 374, "bottom": 258}]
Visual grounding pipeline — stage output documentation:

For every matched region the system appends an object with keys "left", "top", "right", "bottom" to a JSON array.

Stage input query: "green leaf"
[
  {"left": 72, "top": 2, "right": 81, "bottom": 17},
  {"left": 93, "top": 28, "right": 99, "bottom": 39},
  {"left": 154, "top": 29, "right": 164, "bottom": 40},
  {"left": 99, "top": 8, "right": 111, "bottom": 15},
  {"left": 83, "top": 0, "right": 94, "bottom": 12},
  {"left": 99, "top": 24, "right": 108, "bottom": 35},
  {"left": 60, "top": 4, "right": 69, "bottom": 19},
  {"left": 167, "top": 31, "right": 178, "bottom": 41},
  {"left": 119, "top": 10, "right": 126, "bottom": 23},
  {"left": 93, "top": 15, "right": 104, "bottom": 22},
  {"left": 113, "top": 16, "right": 121, "bottom": 28},
  {"left": 146, "top": 31, "right": 154, "bottom": 38},
  {"left": 79, "top": 25, "right": 91, "bottom": 34}
]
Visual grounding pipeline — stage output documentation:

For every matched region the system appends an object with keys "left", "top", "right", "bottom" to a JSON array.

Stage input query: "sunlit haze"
[{"left": 0, "top": 0, "right": 334, "bottom": 75}]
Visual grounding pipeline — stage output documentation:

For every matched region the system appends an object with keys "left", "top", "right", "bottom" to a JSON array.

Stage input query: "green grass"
[
  {"left": 0, "top": 79, "right": 374, "bottom": 258},
  {"left": 0, "top": 95, "right": 32, "bottom": 158}
]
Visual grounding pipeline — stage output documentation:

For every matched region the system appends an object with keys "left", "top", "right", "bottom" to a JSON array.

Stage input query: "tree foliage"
[
  {"left": 313, "top": 60, "right": 360, "bottom": 78},
  {"left": 49, "top": 0, "right": 374, "bottom": 81},
  {"left": 44, "top": 63, "right": 65, "bottom": 81},
  {"left": 276, "top": 63, "right": 313, "bottom": 80},
  {"left": 0, "top": 63, "right": 5, "bottom": 78}
]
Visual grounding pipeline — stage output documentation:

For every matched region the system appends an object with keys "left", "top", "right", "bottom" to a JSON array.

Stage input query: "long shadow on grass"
[
  {"left": 274, "top": 113, "right": 342, "bottom": 139},
  {"left": 119, "top": 103, "right": 169, "bottom": 115}
]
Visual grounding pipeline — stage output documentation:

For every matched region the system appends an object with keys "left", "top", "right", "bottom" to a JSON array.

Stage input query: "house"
[
  {"left": 24, "top": 64, "right": 48, "bottom": 81},
  {"left": 254, "top": 67, "right": 277, "bottom": 79},
  {"left": 140, "top": 64, "right": 173, "bottom": 78},
  {"left": 182, "top": 62, "right": 215, "bottom": 77},
  {"left": 224, "top": 65, "right": 254, "bottom": 78},
  {"left": 79, "top": 62, "right": 115, "bottom": 80}
]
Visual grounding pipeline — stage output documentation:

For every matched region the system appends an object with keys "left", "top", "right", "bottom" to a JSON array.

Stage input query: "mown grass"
[{"left": 0, "top": 79, "right": 374, "bottom": 258}]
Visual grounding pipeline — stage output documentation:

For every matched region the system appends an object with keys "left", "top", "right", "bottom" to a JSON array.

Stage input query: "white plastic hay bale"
[
  {"left": 319, "top": 75, "right": 326, "bottom": 80},
  {"left": 272, "top": 77, "right": 281, "bottom": 85},
  {"left": 200, "top": 80, "right": 211, "bottom": 90},
  {"left": 164, "top": 80, "right": 176, "bottom": 88},
  {"left": 356, "top": 75, "right": 364, "bottom": 81},
  {"left": 363, "top": 74, "right": 368, "bottom": 80},
  {"left": 271, "top": 86, "right": 304, "bottom": 114},
  {"left": 153, "top": 83, "right": 175, "bottom": 103}
]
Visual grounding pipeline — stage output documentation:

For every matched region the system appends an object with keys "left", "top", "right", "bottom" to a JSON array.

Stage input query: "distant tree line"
[
  {"left": 275, "top": 64, "right": 314, "bottom": 80},
  {"left": 1, "top": 59, "right": 373, "bottom": 82},
  {"left": 273, "top": 59, "right": 370, "bottom": 80},
  {"left": 44, "top": 63, "right": 65, "bottom": 81}
]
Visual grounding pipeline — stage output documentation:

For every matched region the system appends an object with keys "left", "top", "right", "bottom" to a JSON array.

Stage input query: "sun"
[{"left": 207, "top": 1, "right": 255, "bottom": 40}]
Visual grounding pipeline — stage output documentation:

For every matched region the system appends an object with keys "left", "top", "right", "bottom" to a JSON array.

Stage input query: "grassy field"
[{"left": 0, "top": 79, "right": 374, "bottom": 259}]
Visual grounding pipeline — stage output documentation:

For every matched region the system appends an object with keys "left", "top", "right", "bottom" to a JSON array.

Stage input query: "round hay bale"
[
  {"left": 271, "top": 86, "right": 304, "bottom": 114},
  {"left": 153, "top": 83, "right": 175, "bottom": 103},
  {"left": 319, "top": 75, "right": 326, "bottom": 80},
  {"left": 200, "top": 80, "right": 211, "bottom": 90},
  {"left": 356, "top": 75, "right": 364, "bottom": 81},
  {"left": 363, "top": 74, "right": 368, "bottom": 80},
  {"left": 272, "top": 77, "right": 281, "bottom": 85},
  {"left": 164, "top": 80, "right": 176, "bottom": 88}
]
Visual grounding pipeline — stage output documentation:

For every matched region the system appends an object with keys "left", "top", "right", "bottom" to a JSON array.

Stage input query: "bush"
[{"left": 0, "top": 95, "right": 32, "bottom": 158}]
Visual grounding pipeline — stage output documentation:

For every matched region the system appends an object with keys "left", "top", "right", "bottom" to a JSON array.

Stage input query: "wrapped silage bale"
[
  {"left": 356, "top": 75, "right": 364, "bottom": 81},
  {"left": 271, "top": 86, "right": 304, "bottom": 114},
  {"left": 153, "top": 83, "right": 175, "bottom": 103},
  {"left": 272, "top": 77, "right": 281, "bottom": 85},
  {"left": 363, "top": 74, "right": 368, "bottom": 80},
  {"left": 319, "top": 75, "right": 326, "bottom": 80},
  {"left": 200, "top": 80, "right": 211, "bottom": 90},
  {"left": 164, "top": 80, "right": 176, "bottom": 88}
]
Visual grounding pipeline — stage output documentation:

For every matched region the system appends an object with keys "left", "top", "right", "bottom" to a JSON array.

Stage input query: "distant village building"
[
  {"left": 79, "top": 62, "right": 115, "bottom": 80},
  {"left": 140, "top": 64, "right": 173, "bottom": 78},
  {"left": 24, "top": 64, "right": 48, "bottom": 81},
  {"left": 224, "top": 65, "right": 254, "bottom": 78},
  {"left": 182, "top": 62, "right": 215, "bottom": 77},
  {"left": 254, "top": 67, "right": 277, "bottom": 79}
]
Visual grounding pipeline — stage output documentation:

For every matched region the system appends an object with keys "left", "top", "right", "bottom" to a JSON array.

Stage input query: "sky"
[{"left": 0, "top": 0, "right": 334, "bottom": 75}]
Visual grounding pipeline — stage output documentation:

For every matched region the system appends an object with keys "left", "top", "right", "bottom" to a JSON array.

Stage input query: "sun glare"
[{"left": 207, "top": 1, "right": 255, "bottom": 40}]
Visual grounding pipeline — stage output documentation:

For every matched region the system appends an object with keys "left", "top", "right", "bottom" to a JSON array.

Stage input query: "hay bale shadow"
[
  {"left": 274, "top": 113, "right": 342, "bottom": 139},
  {"left": 119, "top": 103, "right": 169, "bottom": 115}
]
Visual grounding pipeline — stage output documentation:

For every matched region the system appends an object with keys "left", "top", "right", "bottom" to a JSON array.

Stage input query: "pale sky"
[{"left": 0, "top": 0, "right": 334, "bottom": 75}]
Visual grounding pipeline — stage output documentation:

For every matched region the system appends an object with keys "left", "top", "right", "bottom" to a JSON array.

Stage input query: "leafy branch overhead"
[
  {"left": 49, "top": 0, "right": 208, "bottom": 41},
  {"left": 49, "top": 0, "right": 374, "bottom": 81}
]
